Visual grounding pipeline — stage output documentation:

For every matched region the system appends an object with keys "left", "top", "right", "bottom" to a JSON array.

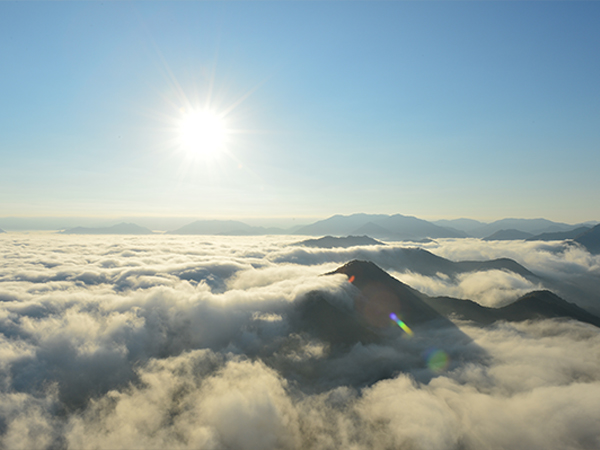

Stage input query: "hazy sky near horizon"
[{"left": 1, "top": 2, "right": 599, "bottom": 223}]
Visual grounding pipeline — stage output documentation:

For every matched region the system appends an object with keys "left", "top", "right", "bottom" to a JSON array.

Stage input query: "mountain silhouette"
[
  {"left": 574, "top": 224, "right": 600, "bottom": 254},
  {"left": 295, "top": 213, "right": 464, "bottom": 240},
  {"left": 280, "top": 260, "right": 489, "bottom": 389},
  {"left": 60, "top": 223, "right": 154, "bottom": 235},
  {"left": 0, "top": 228, "right": 5, "bottom": 233},
  {"left": 291, "top": 290, "right": 383, "bottom": 346},
  {"left": 292, "top": 235, "right": 384, "bottom": 248},
  {"left": 329, "top": 260, "right": 462, "bottom": 330}
]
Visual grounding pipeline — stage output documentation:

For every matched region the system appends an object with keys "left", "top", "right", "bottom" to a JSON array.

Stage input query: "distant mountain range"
[
  {"left": 481, "top": 225, "right": 600, "bottom": 253},
  {"left": 167, "top": 220, "right": 286, "bottom": 236},
  {"left": 12, "top": 213, "right": 593, "bottom": 242},
  {"left": 60, "top": 223, "right": 154, "bottom": 235},
  {"left": 292, "top": 214, "right": 594, "bottom": 241},
  {"left": 295, "top": 213, "right": 466, "bottom": 240},
  {"left": 526, "top": 227, "right": 591, "bottom": 241},
  {"left": 434, "top": 217, "right": 594, "bottom": 239},
  {"left": 483, "top": 226, "right": 593, "bottom": 241}
]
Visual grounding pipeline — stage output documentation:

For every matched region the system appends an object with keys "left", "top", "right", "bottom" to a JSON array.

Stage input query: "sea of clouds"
[{"left": 1, "top": 233, "right": 599, "bottom": 449}]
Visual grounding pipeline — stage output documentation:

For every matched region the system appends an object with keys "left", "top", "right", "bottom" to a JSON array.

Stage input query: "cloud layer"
[{"left": 0, "top": 234, "right": 599, "bottom": 449}]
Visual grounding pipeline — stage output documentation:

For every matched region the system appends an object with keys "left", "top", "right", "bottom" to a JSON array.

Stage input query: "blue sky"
[{"left": 1, "top": 1, "right": 599, "bottom": 223}]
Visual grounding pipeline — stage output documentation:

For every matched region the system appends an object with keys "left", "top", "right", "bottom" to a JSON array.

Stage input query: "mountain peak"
[{"left": 329, "top": 260, "right": 458, "bottom": 329}]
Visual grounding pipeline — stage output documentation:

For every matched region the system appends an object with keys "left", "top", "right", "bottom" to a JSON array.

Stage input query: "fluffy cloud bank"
[{"left": 0, "top": 234, "right": 599, "bottom": 449}]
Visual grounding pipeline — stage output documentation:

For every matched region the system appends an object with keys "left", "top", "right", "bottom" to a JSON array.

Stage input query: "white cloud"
[
  {"left": 0, "top": 234, "right": 599, "bottom": 449},
  {"left": 393, "top": 269, "right": 541, "bottom": 307}
]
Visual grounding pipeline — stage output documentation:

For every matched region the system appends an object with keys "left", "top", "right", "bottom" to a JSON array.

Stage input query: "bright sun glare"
[{"left": 178, "top": 109, "right": 228, "bottom": 157}]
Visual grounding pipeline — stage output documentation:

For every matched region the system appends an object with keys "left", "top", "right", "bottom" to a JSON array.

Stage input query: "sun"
[{"left": 178, "top": 109, "right": 228, "bottom": 157}]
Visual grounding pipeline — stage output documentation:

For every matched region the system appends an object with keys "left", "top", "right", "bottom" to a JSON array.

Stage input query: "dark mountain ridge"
[
  {"left": 423, "top": 290, "right": 600, "bottom": 328},
  {"left": 328, "top": 260, "right": 462, "bottom": 330},
  {"left": 369, "top": 247, "right": 538, "bottom": 281},
  {"left": 326, "top": 260, "right": 600, "bottom": 329}
]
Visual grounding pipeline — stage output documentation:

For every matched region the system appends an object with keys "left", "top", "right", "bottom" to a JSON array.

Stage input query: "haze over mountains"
[
  {"left": 292, "top": 235, "right": 385, "bottom": 248},
  {"left": 295, "top": 214, "right": 466, "bottom": 240},
  {"left": 3, "top": 213, "right": 600, "bottom": 262},
  {"left": 59, "top": 222, "right": 154, "bottom": 235},
  {"left": 167, "top": 220, "right": 287, "bottom": 236},
  {"left": 3, "top": 213, "right": 596, "bottom": 241},
  {"left": 441, "top": 217, "right": 585, "bottom": 238}
]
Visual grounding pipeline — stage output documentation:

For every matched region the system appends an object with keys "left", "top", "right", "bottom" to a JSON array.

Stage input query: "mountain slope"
[
  {"left": 295, "top": 214, "right": 389, "bottom": 236},
  {"left": 574, "top": 224, "right": 600, "bottom": 254},
  {"left": 527, "top": 227, "right": 591, "bottom": 241},
  {"left": 329, "top": 260, "right": 460, "bottom": 329},
  {"left": 370, "top": 214, "right": 465, "bottom": 240},
  {"left": 471, "top": 218, "right": 575, "bottom": 238},
  {"left": 432, "top": 218, "right": 485, "bottom": 234},
  {"left": 351, "top": 221, "right": 394, "bottom": 238}
]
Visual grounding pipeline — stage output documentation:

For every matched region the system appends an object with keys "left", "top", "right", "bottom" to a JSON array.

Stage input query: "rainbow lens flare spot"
[
  {"left": 389, "top": 312, "right": 414, "bottom": 336},
  {"left": 426, "top": 349, "right": 450, "bottom": 373}
]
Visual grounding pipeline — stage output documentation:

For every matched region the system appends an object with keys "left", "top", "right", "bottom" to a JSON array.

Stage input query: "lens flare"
[
  {"left": 389, "top": 312, "right": 414, "bottom": 336},
  {"left": 424, "top": 348, "right": 450, "bottom": 373},
  {"left": 348, "top": 275, "right": 355, "bottom": 283}
]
